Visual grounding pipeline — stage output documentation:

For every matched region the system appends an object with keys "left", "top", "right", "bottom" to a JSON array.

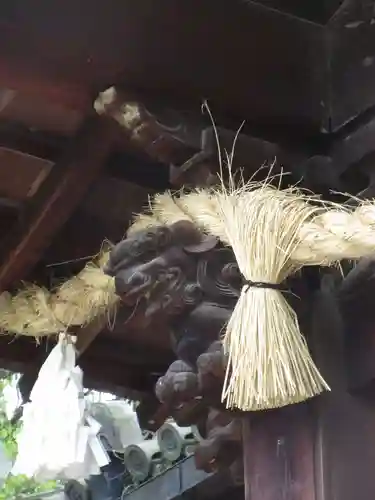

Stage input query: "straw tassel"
[{"left": 214, "top": 187, "right": 330, "bottom": 410}]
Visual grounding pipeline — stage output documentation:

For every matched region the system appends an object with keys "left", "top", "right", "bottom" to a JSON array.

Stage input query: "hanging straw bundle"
[{"left": 214, "top": 186, "right": 329, "bottom": 410}]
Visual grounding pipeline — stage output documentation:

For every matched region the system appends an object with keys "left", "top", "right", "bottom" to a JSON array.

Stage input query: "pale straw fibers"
[
  {"left": 0, "top": 251, "right": 117, "bottom": 337},
  {"left": 2, "top": 183, "right": 375, "bottom": 411}
]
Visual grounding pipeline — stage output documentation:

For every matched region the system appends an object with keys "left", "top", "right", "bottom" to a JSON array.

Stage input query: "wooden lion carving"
[
  {"left": 104, "top": 220, "right": 318, "bottom": 475},
  {"left": 104, "top": 220, "right": 244, "bottom": 473}
]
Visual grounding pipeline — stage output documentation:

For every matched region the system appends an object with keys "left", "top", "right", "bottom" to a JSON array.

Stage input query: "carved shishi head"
[
  {"left": 105, "top": 218, "right": 313, "bottom": 368},
  {"left": 105, "top": 221, "right": 241, "bottom": 338},
  {"left": 105, "top": 217, "right": 321, "bottom": 477},
  {"left": 106, "top": 220, "right": 246, "bottom": 476}
]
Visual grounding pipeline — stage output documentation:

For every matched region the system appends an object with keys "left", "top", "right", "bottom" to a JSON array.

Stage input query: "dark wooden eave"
[{"left": 0, "top": 0, "right": 374, "bottom": 136}]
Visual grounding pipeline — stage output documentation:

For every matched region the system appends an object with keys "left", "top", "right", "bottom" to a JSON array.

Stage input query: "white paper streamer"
[{"left": 12, "top": 336, "right": 110, "bottom": 481}]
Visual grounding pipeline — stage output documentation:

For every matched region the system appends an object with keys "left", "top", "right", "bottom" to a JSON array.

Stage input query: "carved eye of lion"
[
  {"left": 166, "top": 267, "right": 182, "bottom": 282},
  {"left": 123, "top": 271, "right": 152, "bottom": 293},
  {"left": 142, "top": 226, "right": 171, "bottom": 251},
  {"left": 128, "top": 238, "right": 146, "bottom": 257},
  {"left": 154, "top": 226, "right": 171, "bottom": 247},
  {"left": 221, "top": 263, "right": 241, "bottom": 282},
  {"left": 161, "top": 294, "right": 173, "bottom": 309},
  {"left": 183, "top": 283, "right": 203, "bottom": 305}
]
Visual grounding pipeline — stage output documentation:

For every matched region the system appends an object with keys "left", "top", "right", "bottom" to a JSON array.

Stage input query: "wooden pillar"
[
  {"left": 243, "top": 404, "right": 315, "bottom": 500},
  {"left": 243, "top": 272, "right": 375, "bottom": 500}
]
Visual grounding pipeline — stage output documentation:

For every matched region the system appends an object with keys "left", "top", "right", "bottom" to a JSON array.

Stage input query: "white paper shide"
[{"left": 12, "top": 335, "right": 110, "bottom": 481}]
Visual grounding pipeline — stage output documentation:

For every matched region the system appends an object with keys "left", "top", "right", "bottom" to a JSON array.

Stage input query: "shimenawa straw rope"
[{"left": 3, "top": 186, "right": 375, "bottom": 411}]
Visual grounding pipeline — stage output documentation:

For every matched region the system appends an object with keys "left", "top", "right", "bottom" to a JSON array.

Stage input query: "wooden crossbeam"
[
  {"left": 94, "top": 87, "right": 202, "bottom": 165},
  {"left": 0, "top": 334, "right": 154, "bottom": 396},
  {"left": 75, "top": 315, "right": 108, "bottom": 356},
  {"left": 0, "top": 114, "right": 117, "bottom": 292},
  {"left": 0, "top": 64, "right": 89, "bottom": 112}
]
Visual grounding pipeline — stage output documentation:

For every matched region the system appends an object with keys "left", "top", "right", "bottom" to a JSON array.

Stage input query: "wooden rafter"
[
  {"left": 0, "top": 114, "right": 117, "bottom": 292},
  {"left": 0, "top": 334, "right": 158, "bottom": 397},
  {"left": 75, "top": 315, "right": 108, "bottom": 356},
  {"left": 0, "top": 64, "right": 90, "bottom": 113},
  {"left": 94, "top": 87, "right": 202, "bottom": 165}
]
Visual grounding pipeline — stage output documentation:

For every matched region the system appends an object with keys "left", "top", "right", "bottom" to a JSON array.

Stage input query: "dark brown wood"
[
  {"left": 0, "top": 115, "right": 116, "bottom": 291},
  {"left": 95, "top": 86, "right": 200, "bottom": 165},
  {"left": 79, "top": 355, "right": 158, "bottom": 396},
  {"left": 95, "top": 89, "right": 375, "bottom": 200},
  {"left": 311, "top": 274, "right": 375, "bottom": 500},
  {"left": 75, "top": 315, "right": 107, "bottom": 356},
  {"left": 240, "top": 277, "right": 334, "bottom": 500},
  {"left": 0, "top": 0, "right": 325, "bottom": 133},
  {"left": 328, "top": 2, "right": 375, "bottom": 132},
  {"left": 243, "top": 406, "right": 315, "bottom": 500},
  {"left": 0, "top": 147, "right": 52, "bottom": 201},
  {"left": 338, "top": 258, "right": 375, "bottom": 389},
  {"left": 0, "top": 334, "right": 159, "bottom": 397},
  {"left": 0, "top": 63, "right": 90, "bottom": 112},
  {"left": 95, "top": 88, "right": 300, "bottom": 188},
  {"left": 105, "top": 224, "right": 238, "bottom": 363},
  {"left": 241, "top": 271, "right": 375, "bottom": 500},
  {"left": 0, "top": 332, "right": 171, "bottom": 376},
  {"left": 195, "top": 412, "right": 242, "bottom": 474},
  {"left": 0, "top": 0, "right": 362, "bottom": 136},
  {"left": 104, "top": 216, "right": 328, "bottom": 480},
  {"left": 106, "top": 223, "right": 246, "bottom": 471},
  {"left": 0, "top": 120, "right": 66, "bottom": 162},
  {"left": 253, "top": 0, "right": 341, "bottom": 22},
  {"left": 1, "top": 0, "right": 375, "bottom": 142},
  {"left": 0, "top": 89, "right": 84, "bottom": 136}
]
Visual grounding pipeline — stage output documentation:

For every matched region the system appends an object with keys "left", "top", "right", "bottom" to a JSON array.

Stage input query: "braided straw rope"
[
  {"left": 0, "top": 252, "right": 117, "bottom": 337},
  {"left": 128, "top": 188, "right": 375, "bottom": 411},
  {"left": 130, "top": 191, "right": 375, "bottom": 265},
  {"left": 1, "top": 184, "right": 375, "bottom": 412}
]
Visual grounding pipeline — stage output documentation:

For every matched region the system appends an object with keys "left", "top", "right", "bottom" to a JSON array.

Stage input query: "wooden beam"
[
  {"left": 0, "top": 120, "right": 66, "bottom": 161},
  {"left": 76, "top": 315, "right": 107, "bottom": 356},
  {"left": 310, "top": 275, "right": 375, "bottom": 500},
  {"left": 338, "top": 258, "right": 375, "bottom": 389},
  {"left": 0, "top": 148, "right": 52, "bottom": 202},
  {"left": 243, "top": 274, "right": 375, "bottom": 500},
  {"left": 94, "top": 86, "right": 200, "bottom": 165},
  {"left": 0, "top": 63, "right": 90, "bottom": 112},
  {"left": 0, "top": 334, "right": 170, "bottom": 371},
  {"left": 0, "top": 115, "right": 117, "bottom": 291},
  {"left": 0, "top": 334, "right": 155, "bottom": 396},
  {"left": 243, "top": 405, "right": 315, "bottom": 500}
]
